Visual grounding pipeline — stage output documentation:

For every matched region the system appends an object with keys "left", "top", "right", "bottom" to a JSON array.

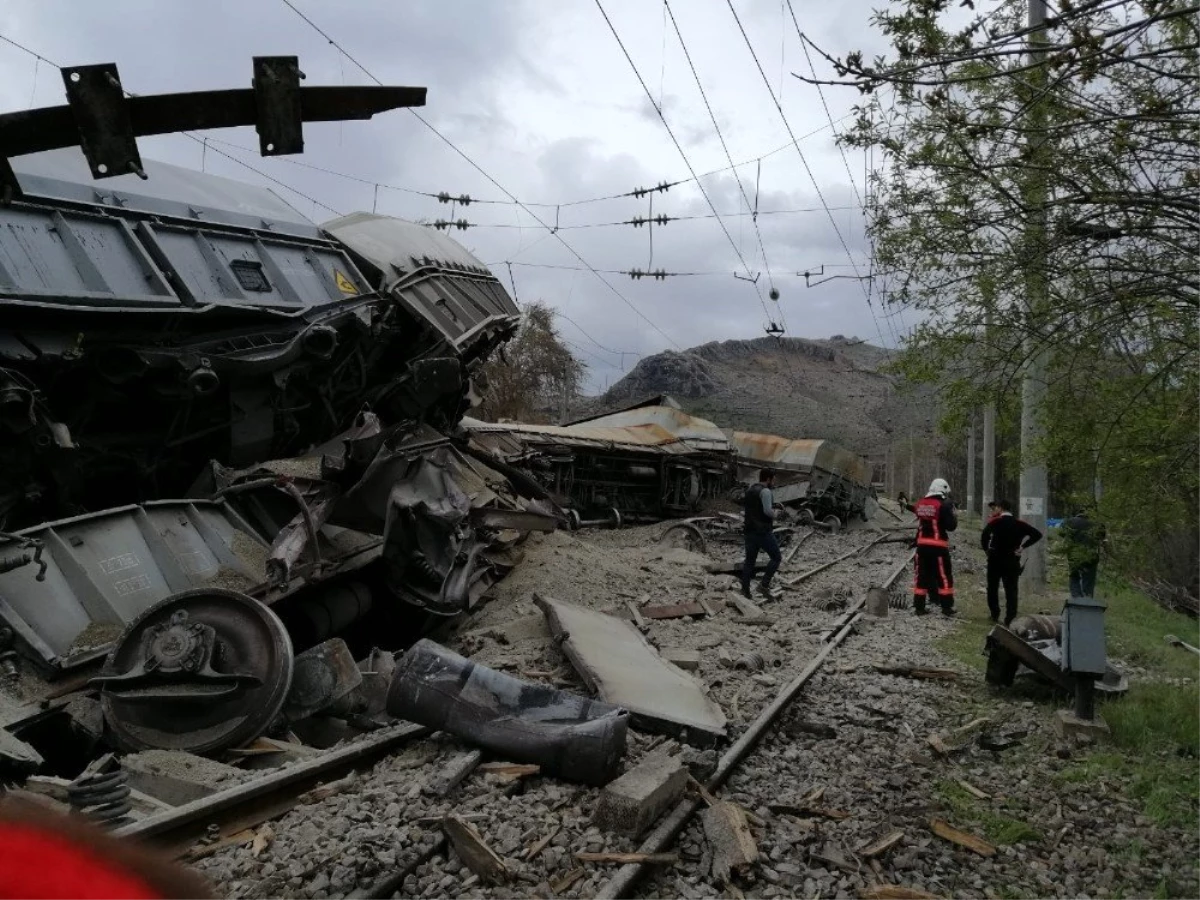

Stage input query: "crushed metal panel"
[
  {"left": 0, "top": 500, "right": 268, "bottom": 672},
  {"left": 535, "top": 594, "right": 727, "bottom": 747},
  {"left": 321, "top": 213, "right": 519, "bottom": 347},
  {"left": 580, "top": 405, "right": 730, "bottom": 453}
]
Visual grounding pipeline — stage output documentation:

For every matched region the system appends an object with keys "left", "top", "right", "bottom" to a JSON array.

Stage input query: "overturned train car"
[
  {"left": 728, "top": 432, "right": 878, "bottom": 530},
  {"left": 462, "top": 398, "right": 876, "bottom": 529},
  {"left": 461, "top": 400, "right": 734, "bottom": 526},
  {"left": 0, "top": 137, "right": 543, "bottom": 759}
]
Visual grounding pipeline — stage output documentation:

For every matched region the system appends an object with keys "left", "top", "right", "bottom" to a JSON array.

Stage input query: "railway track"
[
  {"left": 113, "top": 527, "right": 912, "bottom": 897},
  {"left": 597, "top": 551, "right": 913, "bottom": 899}
]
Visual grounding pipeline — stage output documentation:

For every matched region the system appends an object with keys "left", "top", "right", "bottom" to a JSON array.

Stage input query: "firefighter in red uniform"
[{"left": 912, "top": 478, "right": 958, "bottom": 616}]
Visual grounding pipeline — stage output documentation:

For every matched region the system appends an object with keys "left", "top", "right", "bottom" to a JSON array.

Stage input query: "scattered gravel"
[{"left": 193, "top": 523, "right": 1200, "bottom": 900}]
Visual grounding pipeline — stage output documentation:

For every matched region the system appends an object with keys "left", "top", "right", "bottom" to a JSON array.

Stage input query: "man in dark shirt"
[
  {"left": 741, "top": 468, "right": 782, "bottom": 600},
  {"left": 980, "top": 499, "right": 1043, "bottom": 625},
  {"left": 1060, "top": 508, "right": 1106, "bottom": 598}
]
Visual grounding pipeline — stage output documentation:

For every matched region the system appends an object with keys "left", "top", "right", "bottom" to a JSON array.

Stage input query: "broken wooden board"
[
  {"left": 577, "top": 852, "right": 679, "bottom": 865},
  {"left": 873, "top": 664, "right": 959, "bottom": 680},
  {"left": 536, "top": 595, "right": 727, "bottom": 747},
  {"left": 551, "top": 868, "right": 586, "bottom": 893},
  {"left": 928, "top": 818, "right": 996, "bottom": 857},
  {"left": 859, "top": 829, "right": 905, "bottom": 858},
  {"left": 859, "top": 886, "right": 941, "bottom": 899},
  {"left": 424, "top": 751, "right": 483, "bottom": 797},
  {"left": 956, "top": 779, "right": 991, "bottom": 800},
  {"left": 702, "top": 800, "right": 758, "bottom": 882},
  {"left": 443, "top": 814, "right": 509, "bottom": 883},
  {"left": 479, "top": 762, "right": 540, "bottom": 783},
  {"left": 641, "top": 602, "right": 707, "bottom": 620}
]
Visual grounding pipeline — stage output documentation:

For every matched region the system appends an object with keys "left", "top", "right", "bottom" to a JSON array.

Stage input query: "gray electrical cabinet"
[{"left": 1061, "top": 596, "right": 1108, "bottom": 677}]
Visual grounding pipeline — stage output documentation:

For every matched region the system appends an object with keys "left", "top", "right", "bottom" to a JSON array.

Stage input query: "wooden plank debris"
[
  {"left": 577, "top": 852, "right": 679, "bottom": 865},
  {"left": 859, "top": 829, "right": 905, "bottom": 858},
  {"left": 929, "top": 818, "right": 996, "bottom": 857},
  {"left": 956, "top": 779, "right": 991, "bottom": 800},
  {"left": 625, "top": 602, "right": 648, "bottom": 630},
  {"left": 873, "top": 664, "right": 959, "bottom": 680},
  {"left": 552, "top": 868, "right": 586, "bottom": 893},
  {"left": 182, "top": 828, "right": 256, "bottom": 861},
  {"left": 301, "top": 771, "right": 358, "bottom": 803},
  {"left": 809, "top": 847, "right": 859, "bottom": 873},
  {"left": 641, "top": 602, "right": 707, "bottom": 620},
  {"left": 478, "top": 762, "right": 540, "bottom": 782},
  {"left": 250, "top": 824, "right": 274, "bottom": 858},
  {"left": 768, "top": 802, "right": 851, "bottom": 821},
  {"left": 859, "top": 886, "right": 941, "bottom": 899},
  {"left": 522, "top": 825, "right": 560, "bottom": 861},
  {"left": 443, "top": 814, "right": 509, "bottom": 883},
  {"left": 702, "top": 800, "right": 759, "bottom": 882}
]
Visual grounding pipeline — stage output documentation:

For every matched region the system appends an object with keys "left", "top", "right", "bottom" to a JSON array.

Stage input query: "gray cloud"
[{"left": 0, "top": 0, "right": 907, "bottom": 391}]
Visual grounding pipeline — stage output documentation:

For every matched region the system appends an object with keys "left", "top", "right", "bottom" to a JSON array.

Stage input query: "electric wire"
[
  {"left": 725, "top": 0, "right": 894, "bottom": 353},
  {"left": 595, "top": 0, "right": 773, "bottom": 322},
  {"left": 278, "top": 0, "right": 683, "bottom": 350},
  {"left": 664, "top": 0, "right": 785, "bottom": 330}
]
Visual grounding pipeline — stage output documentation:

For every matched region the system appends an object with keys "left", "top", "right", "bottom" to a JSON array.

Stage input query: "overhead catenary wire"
[
  {"left": 278, "top": 0, "right": 683, "bottom": 351},
  {"left": 594, "top": 0, "right": 774, "bottom": 323},
  {"left": 725, "top": 0, "right": 895, "bottom": 354},
  {"left": 664, "top": 0, "right": 784, "bottom": 329}
]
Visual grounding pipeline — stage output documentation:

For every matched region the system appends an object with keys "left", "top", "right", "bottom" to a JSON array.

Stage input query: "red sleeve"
[{"left": 0, "top": 824, "right": 161, "bottom": 899}]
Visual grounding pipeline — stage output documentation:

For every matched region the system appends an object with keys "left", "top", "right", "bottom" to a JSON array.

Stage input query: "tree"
[
  {"left": 801, "top": 0, "right": 1198, "bottom": 589},
  {"left": 475, "top": 302, "right": 586, "bottom": 424}
]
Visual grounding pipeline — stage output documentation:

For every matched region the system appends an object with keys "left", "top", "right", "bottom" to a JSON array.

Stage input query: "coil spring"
[{"left": 67, "top": 769, "right": 132, "bottom": 828}]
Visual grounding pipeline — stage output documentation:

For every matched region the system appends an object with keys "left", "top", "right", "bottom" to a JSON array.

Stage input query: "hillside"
[{"left": 580, "top": 336, "right": 938, "bottom": 456}]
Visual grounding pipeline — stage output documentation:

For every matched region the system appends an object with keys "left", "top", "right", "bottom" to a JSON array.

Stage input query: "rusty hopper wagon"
[
  {"left": 462, "top": 400, "right": 733, "bottom": 526},
  {"left": 729, "top": 432, "right": 877, "bottom": 531},
  {"left": 0, "top": 60, "right": 549, "bottom": 765}
]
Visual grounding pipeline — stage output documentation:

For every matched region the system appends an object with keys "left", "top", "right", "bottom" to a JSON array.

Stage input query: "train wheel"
[
  {"left": 97, "top": 589, "right": 294, "bottom": 755},
  {"left": 823, "top": 514, "right": 842, "bottom": 534}
]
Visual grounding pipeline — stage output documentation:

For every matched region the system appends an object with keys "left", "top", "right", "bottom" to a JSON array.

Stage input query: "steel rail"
[{"left": 596, "top": 549, "right": 912, "bottom": 899}]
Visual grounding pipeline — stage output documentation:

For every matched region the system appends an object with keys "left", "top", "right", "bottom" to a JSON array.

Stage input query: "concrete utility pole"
[
  {"left": 1019, "top": 0, "right": 1051, "bottom": 591},
  {"left": 966, "top": 415, "right": 977, "bottom": 515}
]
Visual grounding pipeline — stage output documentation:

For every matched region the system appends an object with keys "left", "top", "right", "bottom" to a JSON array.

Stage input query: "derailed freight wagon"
[
  {"left": 729, "top": 432, "right": 877, "bottom": 531},
  {"left": 462, "top": 399, "right": 734, "bottom": 526},
  {"left": 0, "top": 62, "right": 553, "bottom": 766}
]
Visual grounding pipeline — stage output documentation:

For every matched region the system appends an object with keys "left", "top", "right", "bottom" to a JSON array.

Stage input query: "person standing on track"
[
  {"left": 980, "top": 498, "right": 1043, "bottom": 625},
  {"left": 912, "top": 478, "right": 958, "bottom": 616},
  {"left": 741, "top": 467, "right": 782, "bottom": 600}
]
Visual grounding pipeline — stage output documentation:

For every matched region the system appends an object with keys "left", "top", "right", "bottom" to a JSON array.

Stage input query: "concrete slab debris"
[
  {"left": 661, "top": 648, "right": 701, "bottom": 670},
  {"left": 535, "top": 594, "right": 727, "bottom": 747},
  {"left": 121, "top": 749, "right": 248, "bottom": 806},
  {"left": 593, "top": 751, "right": 688, "bottom": 838},
  {"left": 1054, "top": 709, "right": 1111, "bottom": 742}
]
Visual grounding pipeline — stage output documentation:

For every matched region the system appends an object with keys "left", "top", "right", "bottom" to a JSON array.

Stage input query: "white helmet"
[{"left": 927, "top": 478, "right": 951, "bottom": 497}]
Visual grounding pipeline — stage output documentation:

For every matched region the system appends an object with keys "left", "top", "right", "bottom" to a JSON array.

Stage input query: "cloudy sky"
[{"left": 0, "top": 0, "right": 922, "bottom": 392}]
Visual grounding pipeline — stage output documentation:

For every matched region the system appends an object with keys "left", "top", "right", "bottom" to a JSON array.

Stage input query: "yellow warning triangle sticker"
[{"left": 334, "top": 269, "right": 359, "bottom": 295}]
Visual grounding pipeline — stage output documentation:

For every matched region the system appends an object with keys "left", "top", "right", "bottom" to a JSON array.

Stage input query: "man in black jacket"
[
  {"left": 741, "top": 468, "right": 782, "bottom": 600},
  {"left": 980, "top": 499, "right": 1043, "bottom": 625}
]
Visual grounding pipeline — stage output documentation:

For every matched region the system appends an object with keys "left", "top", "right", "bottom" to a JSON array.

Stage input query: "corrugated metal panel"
[
  {"left": 13, "top": 148, "right": 319, "bottom": 238},
  {"left": 0, "top": 500, "right": 267, "bottom": 672},
  {"left": 582, "top": 406, "right": 728, "bottom": 452},
  {"left": 464, "top": 420, "right": 701, "bottom": 456},
  {"left": 731, "top": 431, "right": 871, "bottom": 485},
  {"left": 0, "top": 195, "right": 371, "bottom": 312}
]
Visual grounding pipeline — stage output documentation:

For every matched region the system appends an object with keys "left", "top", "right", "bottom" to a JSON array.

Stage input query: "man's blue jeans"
[{"left": 743, "top": 530, "right": 782, "bottom": 588}]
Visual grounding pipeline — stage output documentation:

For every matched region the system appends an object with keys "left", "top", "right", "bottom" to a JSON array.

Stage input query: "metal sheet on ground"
[{"left": 535, "top": 595, "right": 727, "bottom": 747}]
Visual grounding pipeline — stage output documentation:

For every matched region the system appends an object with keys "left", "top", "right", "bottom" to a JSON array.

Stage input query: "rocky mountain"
[{"left": 580, "top": 336, "right": 939, "bottom": 457}]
